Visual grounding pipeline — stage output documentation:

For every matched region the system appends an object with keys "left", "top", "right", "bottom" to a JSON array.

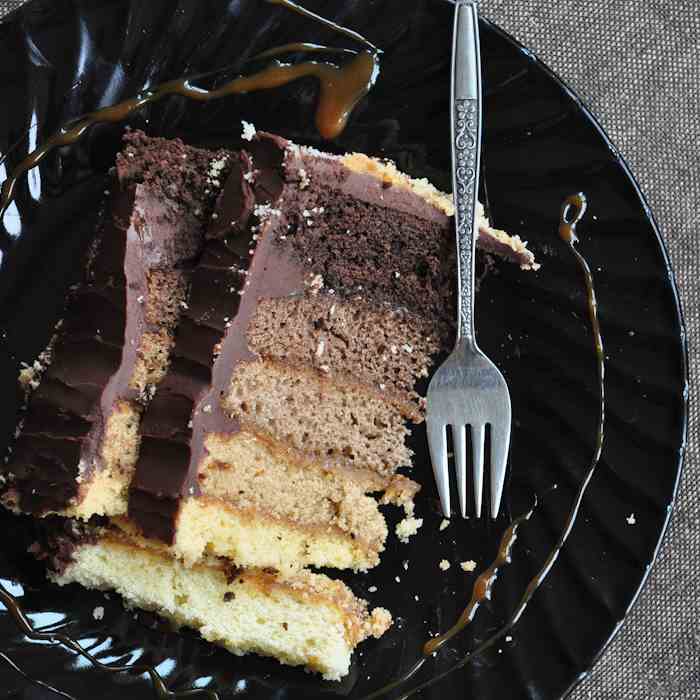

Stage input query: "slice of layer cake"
[
  {"left": 9, "top": 126, "right": 537, "bottom": 679},
  {"left": 2, "top": 132, "right": 233, "bottom": 519}
]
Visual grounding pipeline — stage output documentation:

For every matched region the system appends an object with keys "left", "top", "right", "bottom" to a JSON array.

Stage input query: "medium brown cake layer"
[
  {"left": 247, "top": 294, "right": 440, "bottom": 402},
  {"left": 224, "top": 359, "right": 417, "bottom": 475}
]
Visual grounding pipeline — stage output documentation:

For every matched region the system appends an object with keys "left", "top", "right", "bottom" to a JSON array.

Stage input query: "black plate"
[{"left": 0, "top": 1, "right": 688, "bottom": 699}]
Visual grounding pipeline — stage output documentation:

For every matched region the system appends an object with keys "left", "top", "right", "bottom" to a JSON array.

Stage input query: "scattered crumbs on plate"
[
  {"left": 241, "top": 120, "right": 256, "bottom": 141},
  {"left": 92, "top": 606, "right": 105, "bottom": 621},
  {"left": 396, "top": 516, "right": 423, "bottom": 543},
  {"left": 368, "top": 586, "right": 377, "bottom": 593},
  {"left": 395, "top": 576, "right": 401, "bottom": 583},
  {"left": 439, "top": 519, "right": 450, "bottom": 531},
  {"left": 505, "top": 635, "right": 513, "bottom": 642},
  {"left": 460, "top": 560, "right": 477, "bottom": 572},
  {"left": 626, "top": 513, "right": 636, "bottom": 525},
  {"left": 439, "top": 559, "right": 451, "bottom": 571},
  {"left": 402, "top": 560, "right": 409, "bottom": 570},
  {"left": 414, "top": 594, "right": 420, "bottom": 601}
]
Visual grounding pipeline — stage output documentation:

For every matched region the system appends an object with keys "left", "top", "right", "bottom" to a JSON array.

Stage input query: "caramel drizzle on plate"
[{"left": 0, "top": 0, "right": 379, "bottom": 244}]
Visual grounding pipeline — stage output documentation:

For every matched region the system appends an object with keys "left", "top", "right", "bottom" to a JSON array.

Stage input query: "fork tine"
[
  {"left": 427, "top": 419, "right": 450, "bottom": 518},
  {"left": 489, "top": 422, "right": 511, "bottom": 519},
  {"left": 453, "top": 424, "right": 467, "bottom": 518},
  {"left": 471, "top": 423, "right": 485, "bottom": 518}
]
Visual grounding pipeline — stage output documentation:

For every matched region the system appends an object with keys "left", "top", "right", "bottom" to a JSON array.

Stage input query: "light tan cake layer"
[
  {"left": 51, "top": 535, "right": 391, "bottom": 680},
  {"left": 169, "top": 429, "right": 408, "bottom": 571}
]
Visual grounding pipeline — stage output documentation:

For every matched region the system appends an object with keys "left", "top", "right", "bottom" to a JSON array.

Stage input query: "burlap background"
[{"left": 0, "top": 1, "right": 697, "bottom": 698}]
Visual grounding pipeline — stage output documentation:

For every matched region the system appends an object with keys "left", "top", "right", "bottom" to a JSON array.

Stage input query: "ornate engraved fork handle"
[{"left": 451, "top": 2, "right": 482, "bottom": 348}]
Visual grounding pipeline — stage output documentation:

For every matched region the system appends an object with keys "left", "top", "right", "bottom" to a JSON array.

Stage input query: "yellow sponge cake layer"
[{"left": 51, "top": 534, "right": 391, "bottom": 680}]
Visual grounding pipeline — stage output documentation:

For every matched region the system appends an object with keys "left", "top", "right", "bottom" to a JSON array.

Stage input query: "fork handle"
[{"left": 451, "top": 1, "right": 482, "bottom": 348}]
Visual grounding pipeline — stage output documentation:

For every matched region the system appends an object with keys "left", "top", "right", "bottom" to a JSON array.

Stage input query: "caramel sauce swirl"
[{"left": 0, "top": 0, "right": 379, "bottom": 245}]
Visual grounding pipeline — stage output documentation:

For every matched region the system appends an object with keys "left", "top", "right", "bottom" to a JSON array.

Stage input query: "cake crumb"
[
  {"left": 306, "top": 273, "right": 324, "bottom": 295},
  {"left": 395, "top": 576, "right": 401, "bottom": 583},
  {"left": 368, "top": 586, "right": 377, "bottom": 593},
  {"left": 254, "top": 204, "right": 281, "bottom": 220},
  {"left": 369, "top": 607, "right": 392, "bottom": 638},
  {"left": 439, "top": 519, "right": 450, "bottom": 531},
  {"left": 92, "top": 606, "right": 105, "bottom": 621},
  {"left": 241, "top": 120, "right": 256, "bottom": 141},
  {"left": 460, "top": 560, "right": 477, "bottom": 572},
  {"left": 396, "top": 516, "right": 423, "bottom": 543},
  {"left": 202, "top": 404, "right": 213, "bottom": 414},
  {"left": 626, "top": 513, "right": 636, "bottom": 525},
  {"left": 402, "top": 560, "right": 409, "bottom": 570},
  {"left": 505, "top": 635, "right": 513, "bottom": 642},
  {"left": 414, "top": 595, "right": 420, "bottom": 601},
  {"left": 298, "top": 168, "right": 309, "bottom": 189},
  {"left": 439, "top": 559, "right": 451, "bottom": 571}
]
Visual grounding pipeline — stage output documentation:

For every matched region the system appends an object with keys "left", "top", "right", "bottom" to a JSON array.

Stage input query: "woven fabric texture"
[
  {"left": 478, "top": 3, "right": 699, "bottom": 699},
  {"left": 0, "top": 1, "right": 697, "bottom": 698}
]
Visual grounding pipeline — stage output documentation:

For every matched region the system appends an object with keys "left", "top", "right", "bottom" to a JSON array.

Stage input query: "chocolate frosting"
[{"left": 3, "top": 134, "right": 227, "bottom": 514}]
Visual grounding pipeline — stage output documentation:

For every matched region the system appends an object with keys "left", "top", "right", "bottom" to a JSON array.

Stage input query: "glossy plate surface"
[{"left": 0, "top": 1, "right": 687, "bottom": 699}]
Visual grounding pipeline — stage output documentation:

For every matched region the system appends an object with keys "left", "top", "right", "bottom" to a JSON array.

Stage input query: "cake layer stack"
[{"left": 2, "top": 127, "right": 536, "bottom": 679}]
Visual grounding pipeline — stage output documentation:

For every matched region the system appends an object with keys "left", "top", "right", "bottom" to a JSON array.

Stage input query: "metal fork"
[{"left": 426, "top": 0, "right": 512, "bottom": 519}]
